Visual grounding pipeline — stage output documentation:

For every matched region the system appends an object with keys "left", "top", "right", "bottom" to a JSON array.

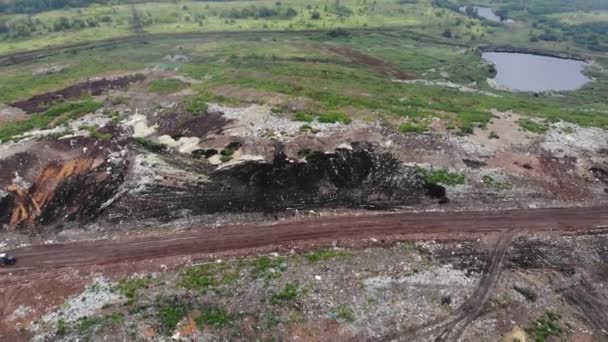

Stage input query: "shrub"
[
  {"left": 422, "top": 168, "right": 466, "bottom": 186},
  {"left": 526, "top": 311, "right": 563, "bottom": 342}
]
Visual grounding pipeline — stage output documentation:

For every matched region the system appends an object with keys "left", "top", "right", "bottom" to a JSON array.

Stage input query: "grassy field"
[
  {"left": 2, "top": 29, "right": 606, "bottom": 132},
  {"left": 0, "top": 0, "right": 606, "bottom": 132},
  {"left": 0, "top": 0, "right": 489, "bottom": 54}
]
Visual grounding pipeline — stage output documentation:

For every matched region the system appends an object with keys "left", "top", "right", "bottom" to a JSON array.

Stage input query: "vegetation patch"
[
  {"left": 148, "top": 79, "right": 188, "bottom": 94},
  {"left": 318, "top": 111, "right": 351, "bottom": 124},
  {"left": 294, "top": 111, "right": 316, "bottom": 122},
  {"left": 184, "top": 94, "right": 209, "bottom": 114},
  {"left": 86, "top": 126, "right": 112, "bottom": 141},
  {"left": 399, "top": 122, "right": 429, "bottom": 134},
  {"left": 195, "top": 305, "right": 234, "bottom": 329},
  {"left": 219, "top": 142, "right": 241, "bottom": 163},
  {"left": 525, "top": 311, "right": 564, "bottom": 342},
  {"left": 332, "top": 304, "right": 355, "bottom": 322},
  {"left": 270, "top": 283, "right": 298, "bottom": 305},
  {"left": 518, "top": 119, "right": 548, "bottom": 134},
  {"left": 305, "top": 248, "right": 351, "bottom": 263},
  {"left": 158, "top": 301, "right": 188, "bottom": 335},
  {"left": 0, "top": 99, "right": 102, "bottom": 142},
  {"left": 77, "top": 312, "right": 123, "bottom": 334},
  {"left": 115, "top": 276, "right": 151, "bottom": 300},
  {"left": 422, "top": 168, "right": 466, "bottom": 186},
  {"left": 249, "top": 256, "right": 287, "bottom": 281},
  {"left": 482, "top": 175, "right": 513, "bottom": 192}
]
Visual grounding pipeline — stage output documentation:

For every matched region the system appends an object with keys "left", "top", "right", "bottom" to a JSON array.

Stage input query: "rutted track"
[{"left": 1, "top": 206, "right": 606, "bottom": 275}]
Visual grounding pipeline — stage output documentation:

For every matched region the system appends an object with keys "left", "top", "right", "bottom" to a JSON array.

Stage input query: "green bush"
[
  {"left": 422, "top": 168, "right": 466, "bottom": 186},
  {"left": 525, "top": 311, "right": 563, "bottom": 342}
]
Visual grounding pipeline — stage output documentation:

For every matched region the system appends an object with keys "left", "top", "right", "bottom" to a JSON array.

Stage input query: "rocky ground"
[
  {"left": 0, "top": 71, "right": 607, "bottom": 237},
  {"left": 2, "top": 229, "right": 606, "bottom": 341}
]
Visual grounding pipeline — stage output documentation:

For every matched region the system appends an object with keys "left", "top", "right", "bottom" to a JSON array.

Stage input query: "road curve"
[{"left": 2, "top": 206, "right": 607, "bottom": 273}]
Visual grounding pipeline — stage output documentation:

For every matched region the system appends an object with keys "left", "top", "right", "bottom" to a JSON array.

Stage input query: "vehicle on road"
[{"left": 0, "top": 253, "right": 17, "bottom": 266}]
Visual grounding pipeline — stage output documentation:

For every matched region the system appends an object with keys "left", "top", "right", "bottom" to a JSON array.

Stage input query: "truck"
[{"left": 0, "top": 253, "right": 17, "bottom": 266}]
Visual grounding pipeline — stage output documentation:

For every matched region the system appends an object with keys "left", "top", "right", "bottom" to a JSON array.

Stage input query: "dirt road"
[{"left": 2, "top": 206, "right": 606, "bottom": 274}]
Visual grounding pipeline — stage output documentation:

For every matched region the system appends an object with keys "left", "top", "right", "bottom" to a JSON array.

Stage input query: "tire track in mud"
[
  {"left": 385, "top": 229, "right": 516, "bottom": 341},
  {"left": 432, "top": 228, "right": 516, "bottom": 341}
]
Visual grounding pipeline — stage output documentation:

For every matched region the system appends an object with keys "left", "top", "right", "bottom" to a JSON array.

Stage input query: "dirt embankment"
[{"left": 10, "top": 74, "right": 144, "bottom": 113}]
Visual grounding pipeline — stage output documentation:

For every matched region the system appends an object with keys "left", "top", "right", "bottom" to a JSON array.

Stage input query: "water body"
[
  {"left": 459, "top": 6, "right": 512, "bottom": 23},
  {"left": 482, "top": 52, "right": 591, "bottom": 92}
]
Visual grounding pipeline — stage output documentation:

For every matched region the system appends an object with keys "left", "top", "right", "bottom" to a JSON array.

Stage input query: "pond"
[
  {"left": 459, "top": 6, "right": 512, "bottom": 23},
  {"left": 482, "top": 52, "right": 591, "bottom": 92}
]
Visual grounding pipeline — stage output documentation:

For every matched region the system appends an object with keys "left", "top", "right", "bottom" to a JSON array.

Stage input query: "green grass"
[
  {"left": 87, "top": 127, "right": 112, "bottom": 141},
  {"left": 0, "top": 99, "right": 102, "bottom": 142},
  {"left": 184, "top": 94, "right": 209, "bottom": 114},
  {"left": 195, "top": 305, "right": 234, "bottom": 329},
  {"left": 481, "top": 175, "right": 513, "bottom": 192},
  {"left": 158, "top": 302, "right": 188, "bottom": 335},
  {"left": 294, "top": 111, "right": 315, "bottom": 122},
  {"left": 318, "top": 111, "right": 351, "bottom": 124},
  {"left": 333, "top": 304, "right": 355, "bottom": 323},
  {"left": 305, "top": 248, "right": 351, "bottom": 263},
  {"left": 115, "top": 276, "right": 151, "bottom": 300},
  {"left": 180, "top": 264, "right": 220, "bottom": 293},
  {"left": 525, "top": 311, "right": 564, "bottom": 342},
  {"left": 398, "top": 122, "right": 428, "bottom": 134},
  {"left": 518, "top": 118, "right": 549, "bottom": 134},
  {"left": 77, "top": 313, "right": 123, "bottom": 334},
  {"left": 249, "top": 256, "right": 287, "bottom": 281},
  {"left": 148, "top": 79, "right": 188, "bottom": 94},
  {"left": 270, "top": 283, "right": 298, "bottom": 305},
  {"left": 422, "top": 168, "right": 466, "bottom": 186}
]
